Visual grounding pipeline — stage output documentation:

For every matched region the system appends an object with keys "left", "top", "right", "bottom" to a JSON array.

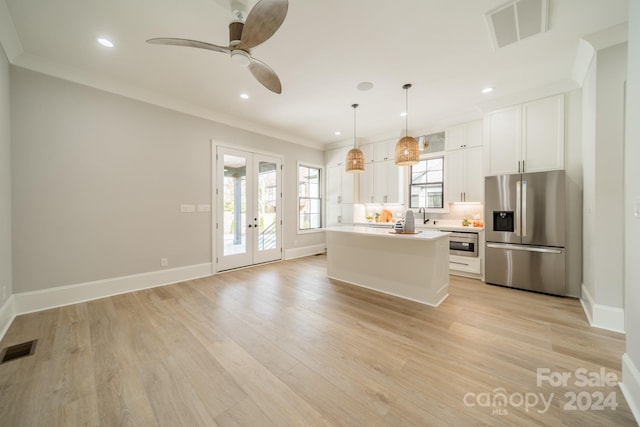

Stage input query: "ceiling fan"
[{"left": 147, "top": 0, "right": 288, "bottom": 94}]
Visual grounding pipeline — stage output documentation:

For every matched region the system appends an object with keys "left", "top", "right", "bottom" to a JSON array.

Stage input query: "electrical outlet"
[{"left": 161, "top": 258, "right": 168, "bottom": 267}]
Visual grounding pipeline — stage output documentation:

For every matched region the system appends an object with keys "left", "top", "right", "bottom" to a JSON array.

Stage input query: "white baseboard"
[
  {"left": 621, "top": 353, "right": 640, "bottom": 425},
  {"left": 0, "top": 295, "right": 15, "bottom": 342},
  {"left": 13, "top": 263, "right": 213, "bottom": 316},
  {"left": 580, "top": 283, "right": 625, "bottom": 333},
  {"left": 284, "top": 244, "right": 326, "bottom": 260}
]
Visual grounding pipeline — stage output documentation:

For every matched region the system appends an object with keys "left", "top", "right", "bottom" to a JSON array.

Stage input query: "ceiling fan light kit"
[
  {"left": 345, "top": 104, "right": 365, "bottom": 173},
  {"left": 395, "top": 83, "right": 420, "bottom": 166},
  {"left": 147, "top": 0, "right": 288, "bottom": 94}
]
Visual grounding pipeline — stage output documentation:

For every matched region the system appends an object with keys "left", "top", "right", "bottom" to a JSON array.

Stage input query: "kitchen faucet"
[{"left": 418, "top": 207, "right": 430, "bottom": 224}]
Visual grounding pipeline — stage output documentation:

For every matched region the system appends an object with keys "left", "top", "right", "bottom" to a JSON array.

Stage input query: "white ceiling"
[{"left": 0, "top": 0, "right": 630, "bottom": 148}]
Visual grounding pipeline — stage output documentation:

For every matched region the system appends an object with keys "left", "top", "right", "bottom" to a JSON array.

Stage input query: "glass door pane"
[
  {"left": 223, "top": 154, "right": 247, "bottom": 256},
  {"left": 257, "top": 160, "right": 277, "bottom": 251},
  {"left": 253, "top": 154, "right": 282, "bottom": 264}
]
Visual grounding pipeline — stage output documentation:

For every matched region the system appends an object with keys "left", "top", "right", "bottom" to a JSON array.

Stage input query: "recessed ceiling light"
[
  {"left": 240, "top": 93, "right": 249, "bottom": 99},
  {"left": 97, "top": 38, "right": 114, "bottom": 48},
  {"left": 334, "top": 131, "right": 342, "bottom": 136},
  {"left": 400, "top": 112, "right": 408, "bottom": 117},
  {"left": 357, "top": 82, "right": 374, "bottom": 91},
  {"left": 482, "top": 87, "right": 494, "bottom": 94}
]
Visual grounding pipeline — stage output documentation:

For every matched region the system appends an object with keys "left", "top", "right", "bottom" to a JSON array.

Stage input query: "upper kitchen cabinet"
[
  {"left": 326, "top": 165, "right": 354, "bottom": 204},
  {"left": 445, "top": 146, "right": 484, "bottom": 203},
  {"left": 358, "top": 159, "right": 404, "bottom": 204},
  {"left": 373, "top": 140, "right": 396, "bottom": 162},
  {"left": 326, "top": 146, "right": 350, "bottom": 167},
  {"left": 484, "top": 94, "right": 564, "bottom": 175},
  {"left": 445, "top": 120, "right": 483, "bottom": 150}
]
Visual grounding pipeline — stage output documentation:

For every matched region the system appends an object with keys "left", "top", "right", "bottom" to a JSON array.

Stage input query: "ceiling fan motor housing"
[{"left": 229, "top": 21, "right": 244, "bottom": 46}]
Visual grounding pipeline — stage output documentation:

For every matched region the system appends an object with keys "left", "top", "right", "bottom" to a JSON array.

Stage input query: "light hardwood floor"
[{"left": 0, "top": 254, "right": 636, "bottom": 426}]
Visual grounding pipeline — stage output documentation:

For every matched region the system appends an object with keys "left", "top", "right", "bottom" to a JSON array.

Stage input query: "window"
[
  {"left": 298, "top": 165, "right": 322, "bottom": 231},
  {"left": 410, "top": 157, "right": 444, "bottom": 208}
]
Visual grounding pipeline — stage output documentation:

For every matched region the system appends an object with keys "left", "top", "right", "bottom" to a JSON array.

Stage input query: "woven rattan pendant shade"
[
  {"left": 395, "top": 84, "right": 419, "bottom": 166},
  {"left": 395, "top": 135, "right": 420, "bottom": 165},
  {"left": 345, "top": 147, "right": 365, "bottom": 172},
  {"left": 345, "top": 103, "right": 364, "bottom": 173}
]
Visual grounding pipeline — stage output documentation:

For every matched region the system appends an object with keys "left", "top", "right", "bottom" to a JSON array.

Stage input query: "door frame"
[{"left": 211, "top": 141, "right": 285, "bottom": 272}]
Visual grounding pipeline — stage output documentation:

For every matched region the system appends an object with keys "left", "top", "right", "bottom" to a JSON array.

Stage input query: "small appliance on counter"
[{"left": 404, "top": 210, "right": 415, "bottom": 233}]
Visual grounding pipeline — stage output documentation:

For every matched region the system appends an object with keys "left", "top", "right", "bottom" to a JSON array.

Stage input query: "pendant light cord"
[
  {"left": 403, "top": 83, "right": 411, "bottom": 137},
  {"left": 352, "top": 103, "right": 358, "bottom": 148}
]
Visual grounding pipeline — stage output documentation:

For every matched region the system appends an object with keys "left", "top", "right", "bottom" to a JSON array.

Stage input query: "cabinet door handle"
[
  {"left": 464, "top": 192, "right": 466, "bottom": 201},
  {"left": 338, "top": 215, "right": 342, "bottom": 223},
  {"left": 517, "top": 160, "right": 521, "bottom": 173},
  {"left": 371, "top": 196, "right": 374, "bottom": 203},
  {"left": 338, "top": 195, "right": 342, "bottom": 203},
  {"left": 383, "top": 195, "right": 388, "bottom": 203},
  {"left": 522, "top": 160, "right": 525, "bottom": 172}
]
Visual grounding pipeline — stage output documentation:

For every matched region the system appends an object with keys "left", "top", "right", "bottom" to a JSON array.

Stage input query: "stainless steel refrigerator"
[{"left": 484, "top": 170, "right": 566, "bottom": 296}]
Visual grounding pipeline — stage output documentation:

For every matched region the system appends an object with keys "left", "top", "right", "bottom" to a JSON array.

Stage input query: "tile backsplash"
[{"left": 353, "top": 203, "right": 483, "bottom": 223}]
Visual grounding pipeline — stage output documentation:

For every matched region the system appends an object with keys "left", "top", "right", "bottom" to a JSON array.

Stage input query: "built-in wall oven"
[{"left": 442, "top": 230, "right": 479, "bottom": 257}]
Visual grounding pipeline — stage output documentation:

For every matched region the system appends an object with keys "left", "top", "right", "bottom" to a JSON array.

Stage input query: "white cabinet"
[
  {"left": 327, "top": 203, "right": 354, "bottom": 226},
  {"left": 445, "top": 120, "right": 483, "bottom": 150},
  {"left": 326, "top": 147, "right": 349, "bottom": 167},
  {"left": 521, "top": 95, "right": 565, "bottom": 173},
  {"left": 374, "top": 160, "right": 403, "bottom": 204},
  {"left": 484, "top": 94, "right": 564, "bottom": 175},
  {"left": 373, "top": 140, "right": 395, "bottom": 162},
  {"left": 449, "top": 255, "right": 482, "bottom": 274},
  {"left": 358, "top": 160, "right": 403, "bottom": 204},
  {"left": 327, "top": 165, "right": 354, "bottom": 204},
  {"left": 446, "top": 147, "right": 483, "bottom": 203},
  {"left": 359, "top": 165, "right": 374, "bottom": 203}
]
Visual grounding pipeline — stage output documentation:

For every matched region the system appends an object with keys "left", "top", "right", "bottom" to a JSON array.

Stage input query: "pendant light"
[
  {"left": 345, "top": 103, "right": 365, "bottom": 173},
  {"left": 395, "top": 83, "right": 420, "bottom": 165}
]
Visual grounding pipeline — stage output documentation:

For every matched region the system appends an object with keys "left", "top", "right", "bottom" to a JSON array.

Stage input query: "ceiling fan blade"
[
  {"left": 237, "top": 0, "right": 288, "bottom": 50},
  {"left": 248, "top": 57, "right": 282, "bottom": 94},
  {"left": 147, "top": 38, "right": 231, "bottom": 54}
]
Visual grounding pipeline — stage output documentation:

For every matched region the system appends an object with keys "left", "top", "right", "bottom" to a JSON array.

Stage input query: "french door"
[{"left": 216, "top": 146, "right": 282, "bottom": 271}]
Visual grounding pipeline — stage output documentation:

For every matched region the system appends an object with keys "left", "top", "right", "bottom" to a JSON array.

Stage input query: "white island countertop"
[{"left": 326, "top": 225, "right": 450, "bottom": 241}]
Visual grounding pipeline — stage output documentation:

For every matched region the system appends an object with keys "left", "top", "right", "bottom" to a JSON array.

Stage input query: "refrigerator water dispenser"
[{"left": 493, "top": 211, "right": 514, "bottom": 232}]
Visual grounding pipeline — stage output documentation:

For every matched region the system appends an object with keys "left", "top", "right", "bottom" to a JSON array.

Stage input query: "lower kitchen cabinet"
[
  {"left": 449, "top": 255, "right": 482, "bottom": 274},
  {"left": 326, "top": 203, "right": 354, "bottom": 226}
]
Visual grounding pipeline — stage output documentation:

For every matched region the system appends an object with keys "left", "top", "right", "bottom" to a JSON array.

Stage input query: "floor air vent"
[
  {"left": 486, "top": 0, "right": 548, "bottom": 49},
  {"left": 0, "top": 340, "right": 38, "bottom": 364}
]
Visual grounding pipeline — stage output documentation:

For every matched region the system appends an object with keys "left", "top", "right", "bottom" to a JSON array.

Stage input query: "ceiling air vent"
[{"left": 486, "top": 0, "right": 549, "bottom": 49}]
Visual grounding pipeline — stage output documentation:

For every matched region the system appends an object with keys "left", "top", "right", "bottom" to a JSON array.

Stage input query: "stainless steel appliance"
[
  {"left": 484, "top": 170, "right": 566, "bottom": 296},
  {"left": 443, "top": 231, "right": 479, "bottom": 257}
]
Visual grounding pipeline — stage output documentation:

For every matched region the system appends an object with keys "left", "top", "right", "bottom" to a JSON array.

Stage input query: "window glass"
[
  {"left": 409, "top": 157, "right": 444, "bottom": 208},
  {"left": 298, "top": 165, "right": 323, "bottom": 230}
]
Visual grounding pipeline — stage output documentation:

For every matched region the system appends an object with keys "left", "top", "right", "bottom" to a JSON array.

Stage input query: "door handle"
[{"left": 248, "top": 224, "right": 252, "bottom": 228}]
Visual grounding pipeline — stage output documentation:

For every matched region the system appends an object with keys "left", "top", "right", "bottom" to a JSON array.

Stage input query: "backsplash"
[{"left": 353, "top": 203, "right": 483, "bottom": 223}]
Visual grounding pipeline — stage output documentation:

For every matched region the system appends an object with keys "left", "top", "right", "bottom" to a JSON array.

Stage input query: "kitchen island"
[{"left": 325, "top": 226, "right": 451, "bottom": 307}]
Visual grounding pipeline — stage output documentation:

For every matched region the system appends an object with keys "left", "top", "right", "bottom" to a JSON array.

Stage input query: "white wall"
[
  {"left": 0, "top": 43, "right": 12, "bottom": 305},
  {"left": 564, "top": 89, "right": 583, "bottom": 298},
  {"left": 10, "top": 67, "right": 325, "bottom": 293},
  {"left": 622, "top": 0, "right": 640, "bottom": 420},
  {"left": 581, "top": 42, "right": 627, "bottom": 328}
]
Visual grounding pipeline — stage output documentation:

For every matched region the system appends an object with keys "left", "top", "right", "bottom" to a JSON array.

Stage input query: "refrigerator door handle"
[
  {"left": 487, "top": 243, "right": 563, "bottom": 254},
  {"left": 522, "top": 180, "right": 527, "bottom": 237},
  {"left": 515, "top": 180, "right": 521, "bottom": 236}
]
